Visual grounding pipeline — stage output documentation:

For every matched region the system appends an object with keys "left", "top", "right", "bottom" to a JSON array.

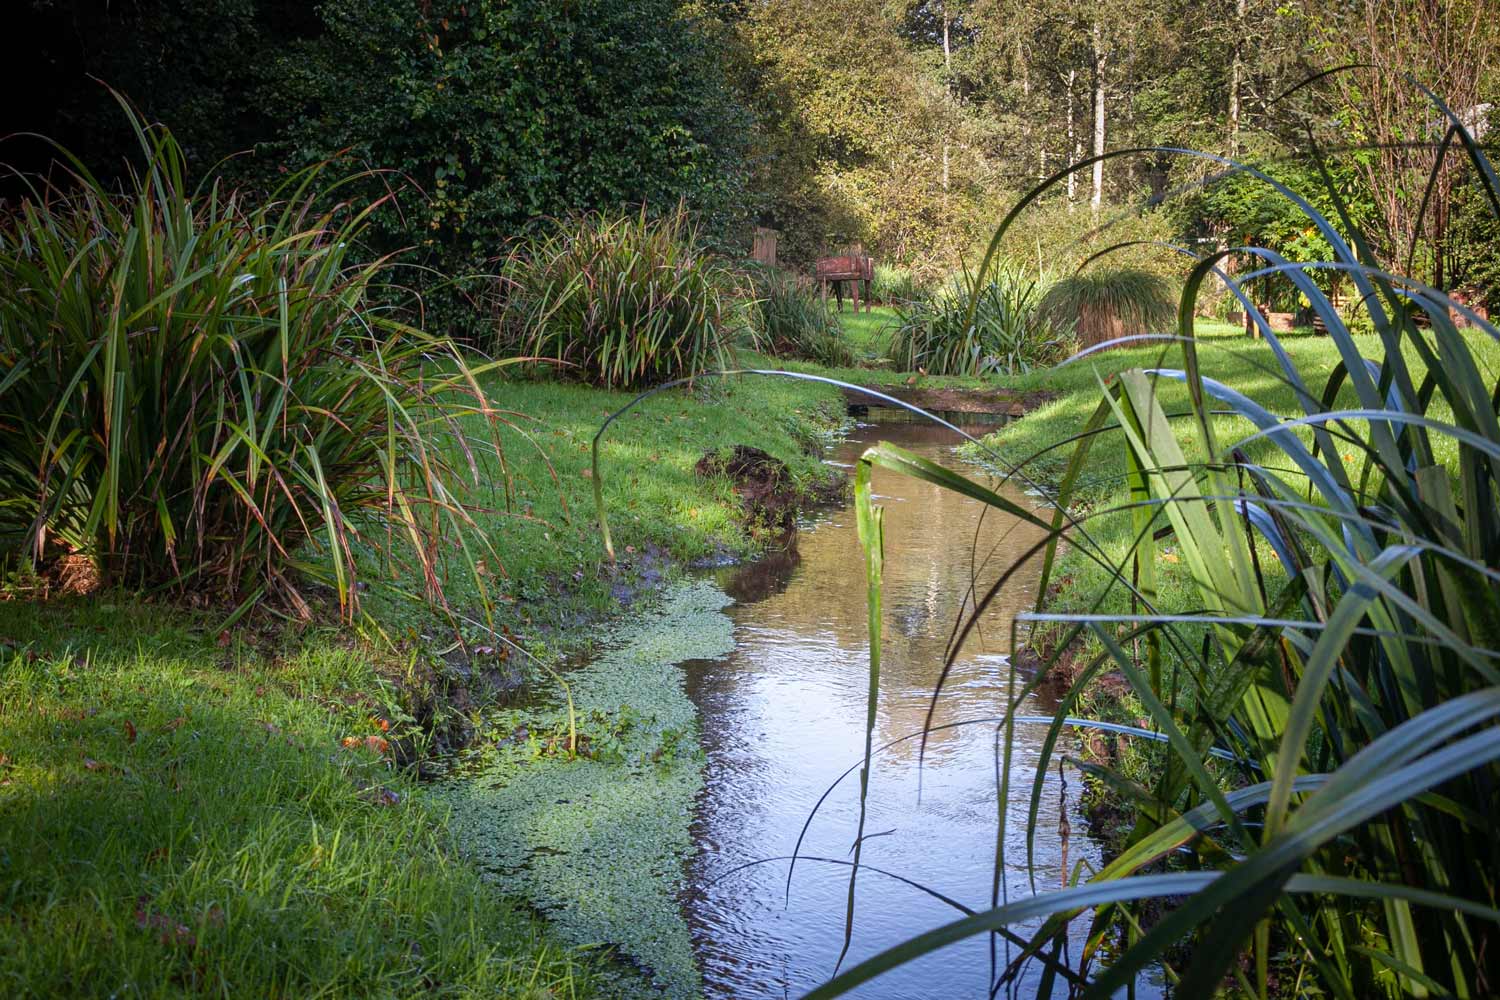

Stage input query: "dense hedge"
[{"left": 17, "top": 0, "right": 751, "bottom": 335}]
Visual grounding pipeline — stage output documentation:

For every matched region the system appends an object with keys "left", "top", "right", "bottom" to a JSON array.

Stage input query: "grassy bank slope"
[
  {"left": 0, "top": 370, "right": 843, "bottom": 997},
  {"left": 0, "top": 605, "right": 588, "bottom": 998}
]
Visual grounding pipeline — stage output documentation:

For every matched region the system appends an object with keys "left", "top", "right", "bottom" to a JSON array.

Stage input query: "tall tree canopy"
[{"left": 12, "top": 0, "right": 1498, "bottom": 300}]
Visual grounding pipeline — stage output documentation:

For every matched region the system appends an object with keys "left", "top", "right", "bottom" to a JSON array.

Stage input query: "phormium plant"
[
  {"left": 498, "top": 203, "right": 736, "bottom": 389},
  {"left": 889, "top": 267, "right": 1074, "bottom": 376},
  {"left": 0, "top": 101, "right": 506, "bottom": 622},
  {"left": 745, "top": 264, "right": 856, "bottom": 368}
]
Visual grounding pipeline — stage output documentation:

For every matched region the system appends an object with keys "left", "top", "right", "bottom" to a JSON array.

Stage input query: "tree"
[
  {"left": 733, "top": 0, "right": 992, "bottom": 269},
  {"left": 14, "top": 0, "right": 752, "bottom": 335},
  {"left": 263, "top": 0, "right": 749, "bottom": 314},
  {"left": 1321, "top": 0, "right": 1500, "bottom": 289}
]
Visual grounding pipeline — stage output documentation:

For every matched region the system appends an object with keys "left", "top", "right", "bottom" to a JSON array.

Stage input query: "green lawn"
[
  {"left": 0, "top": 607, "right": 590, "bottom": 998},
  {"left": 834, "top": 304, "right": 900, "bottom": 359},
  {"left": 0, "top": 367, "right": 845, "bottom": 998}
]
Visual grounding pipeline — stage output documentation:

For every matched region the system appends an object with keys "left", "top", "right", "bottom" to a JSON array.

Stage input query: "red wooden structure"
[{"left": 815, "top": 254, "right": 873, "bottom": 313}]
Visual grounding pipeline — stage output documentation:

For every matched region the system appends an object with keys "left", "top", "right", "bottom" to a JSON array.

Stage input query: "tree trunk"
[
  {"left": 1229, "top": 0, "right": 1246, "bottom": 152},
  {"left": 1091, "top": 22, "right": 1106, "bottom": 219},
  {"left": 1066, "top": 67, "right": 1077, "bottom": 209},
  {"left": 942, "top": 4, "right": 952, "bottom": 194}
]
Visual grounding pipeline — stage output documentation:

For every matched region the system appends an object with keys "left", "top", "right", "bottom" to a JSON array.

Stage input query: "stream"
[{"left": 682, "top": 417, "right": 1145, "bottom": 999}]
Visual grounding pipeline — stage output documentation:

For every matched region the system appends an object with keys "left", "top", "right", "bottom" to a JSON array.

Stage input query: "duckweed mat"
[{"left": 440, "top": 580, "right": 735, "bottom": 997}]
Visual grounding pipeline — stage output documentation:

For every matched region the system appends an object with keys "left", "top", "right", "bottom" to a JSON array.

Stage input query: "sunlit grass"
[{"left": 0, "top": 609, "right": 595, "bottom": 998}]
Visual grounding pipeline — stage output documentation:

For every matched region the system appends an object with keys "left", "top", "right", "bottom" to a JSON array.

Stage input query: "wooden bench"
[{"left": 815, "top": 254, "right": 873, "bottom": 313}]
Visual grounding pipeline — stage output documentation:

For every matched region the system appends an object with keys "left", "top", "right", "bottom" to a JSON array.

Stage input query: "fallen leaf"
[
  {"left": 162, "top": 716, "right": 186, "bottom": 732},
  {"left": 135, "top": 897, "right": 196, "bottom": 948},
  {"left": 124, "top": 720, "right": 137, "bottom": 744},
  {"left": 82, "top": 756, "right": 108, "bottom": 772},
  {"left": 364, "top": 787, "right": 401, "bottom": 807},
  {"left": 215, "top": 631, "right": 231, "bottom": 648}
]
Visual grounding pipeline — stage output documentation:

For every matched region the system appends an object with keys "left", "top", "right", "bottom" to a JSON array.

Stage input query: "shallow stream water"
[{"left": 682, "top": 418, "right": 1147, "bottom": 999}]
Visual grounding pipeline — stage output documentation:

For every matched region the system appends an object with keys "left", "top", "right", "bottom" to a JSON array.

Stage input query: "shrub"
[
  {"left": 870, "top": 264, "right": 924, "bottom": 305},
  {"left": 499, "top": 205, "right": 736, "bottom": 389},
  {"left": 1036, "top": 267, "right": 1177, "bottom": 348},
  {"left": 746, "top": 266, "right": 855, "bottom": 367},
  {"left": 0, "top": 106, "right": 496, "bottom": 620},
  {"left": 887, "top": 268, "right": 1073, "bottom": 376}
]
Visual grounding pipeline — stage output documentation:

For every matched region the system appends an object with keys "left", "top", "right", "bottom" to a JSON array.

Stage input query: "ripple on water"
[{"left": 684, "top": 421, "right": 1164, "bottom": 999}]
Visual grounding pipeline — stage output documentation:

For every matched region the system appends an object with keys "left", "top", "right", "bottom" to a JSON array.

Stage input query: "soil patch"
[
  {"left": 696, "top": 444, "right": 844, "bottom": 533},
  {"left": 841, "top": 384, "right": 1056, "bottom": 417}
]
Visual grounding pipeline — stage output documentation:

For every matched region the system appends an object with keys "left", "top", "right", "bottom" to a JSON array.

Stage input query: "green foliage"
[
  {"left": 0, "top": 627, "right": 594, "bottom": 998},
  {"left": 870, "top": 264, "right": 925, "bottom": 305},
  {"left": 0, "top": 107, "right": 496, "bottom": 619},
  {"left": 888, "top": 268, "right": 1073, "bottom": 376},
  {"left": 815, "top": 102, "right": 1500, "bottom": 998},
  {"left": 1179, "top": 147, "right": 1379, "bottom": 300},
  {"left": 746, "top": 266, "right": 856, "bottom": 367},
  {"left": 498, "top": 205, "right": 736, "bottom": 390},
  {"left": 19, "top": 2, "right": 753, "bottom": 341},
  {"left": 732, "top": 0, "right": 995, "bottom": 269},
  {"left": 1036, "top": 267, "right": 1178, "bottom": 347},
  {"left": 262, "top": 0, "right": 751, "bottom": 336}
]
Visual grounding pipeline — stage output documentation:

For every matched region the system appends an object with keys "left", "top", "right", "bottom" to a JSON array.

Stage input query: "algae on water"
[{"left": 440, "top": 581, "right": 735, "bottom": 997}]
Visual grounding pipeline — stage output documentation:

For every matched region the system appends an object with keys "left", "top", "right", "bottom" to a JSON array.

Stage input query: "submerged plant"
[
  {"left": 498, "top": 203, "right": 736, "bottom": 389},
  {"left": 0, "top": 99, "right": 504, "bottom": 620}
]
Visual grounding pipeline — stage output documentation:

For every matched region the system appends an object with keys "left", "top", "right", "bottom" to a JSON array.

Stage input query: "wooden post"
[{"left": 751, "top": 227, "right": 779, "bottom": 267}]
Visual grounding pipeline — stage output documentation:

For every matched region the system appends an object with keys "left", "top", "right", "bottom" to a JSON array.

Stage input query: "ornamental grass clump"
[
  {"left": 746, "top": 265, "right": 855, "bottom": 368},
  {"left": 871, "top": 264, "right": 924, "bottom": 305},
  {"left": 500, "top": 204, "right": 735, "bottom": 389},
  {"left": 888, "top": 267, "right": 1073, "bottom": 376},
  {"left": 0, "top": 104, "right": 501, "bottom": 621},
  {"left": 1036, "top": 266, "right": 1177, "bottom": 348}
]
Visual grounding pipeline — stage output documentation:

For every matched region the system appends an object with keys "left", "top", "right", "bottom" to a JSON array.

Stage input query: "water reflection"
[{"left": 683, "top": 422, "right": 1156, "bottom": 999}]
